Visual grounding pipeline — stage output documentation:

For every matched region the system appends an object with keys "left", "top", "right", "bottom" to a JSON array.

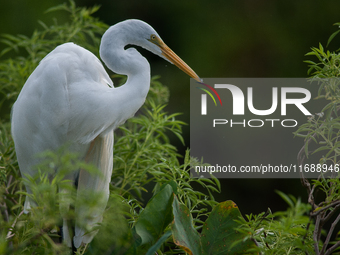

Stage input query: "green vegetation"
[{"left": 1, "top": 1, "right": 340, "bottom": 254}]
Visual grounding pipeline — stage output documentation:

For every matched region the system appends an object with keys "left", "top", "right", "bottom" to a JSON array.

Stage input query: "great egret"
[{"left": 11, "top": 19, "right": 200, "bottom": 248}]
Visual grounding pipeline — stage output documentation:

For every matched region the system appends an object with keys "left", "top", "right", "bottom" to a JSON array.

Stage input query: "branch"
[
  {"left": 325, "top": 240, "right": 340, "bottom": 255},
  {"left": 310, "top": 200, "right": 340, "bottom": 217},
  {"left": 297, "top": 130, "right": 320, "bottom": 209},
  {"left": 0, "top": 202, "right": 9, "bottom": 222},
  {"left": 313, "top": 215, "right": 321, "bottom": 255},
  {"left": 5, "top": 175, "right": 19, "bottom": 205},
  {"left": 322, "top": 202, "right": 340, "bottom": 223},
  {"left": 297, "top": 138, "right": 310, "bottom": 192},
  {"left": 6, "top": 210, "right": 24, "bottom": 240},
  {"left": 322, "top": 212, "right": 340, "bottom": 254}
]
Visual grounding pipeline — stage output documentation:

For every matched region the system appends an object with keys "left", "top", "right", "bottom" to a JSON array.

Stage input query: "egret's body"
[{"left": 11, "top": 19, "right": 199, "bottom": 248}]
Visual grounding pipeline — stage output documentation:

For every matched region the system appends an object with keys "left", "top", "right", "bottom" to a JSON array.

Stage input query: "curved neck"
[{"left": 99, "top": 24, "right": 151, "bottom": 103}]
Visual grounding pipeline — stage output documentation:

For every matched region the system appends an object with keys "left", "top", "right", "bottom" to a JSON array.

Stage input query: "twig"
[
  {"left": 297, "top": 131, "right": 318, "bottom": 207},
  {"left": 324, "top": 240, "right": 340, "bottom": 255},
  {"left": 1, "top": 202, "right": 9, "bottom": 222},
  {"left": 6, "top": 210, "right": 24, "bottom": 240},
  {"left": 313, "top": 215, "right": 321, "bottom": 255},
  {"left": 322, "top": 212, "right": 340, "bottom": 254},
  {"left": 5, "top": 175, "right": 19, "bottom": 205},
  {"left": 308, "top": 181, "right": 318, "bottom": 210},
  {"left": 7, "top": 175, "right": 13, "bottom": 188},
  {"left": 310, "top": 200, "right": 340, "bottom": 217},
  {"left": 322, "top": 202, "right": 340, "bottom": 223},
  {"left": 302, "top": 219, "right": 312, "bottom": 255}
]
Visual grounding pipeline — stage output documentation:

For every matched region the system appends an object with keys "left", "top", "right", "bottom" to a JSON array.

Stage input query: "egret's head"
[{"left": 120, "top": 19, "right": 201, "bottom": 82}]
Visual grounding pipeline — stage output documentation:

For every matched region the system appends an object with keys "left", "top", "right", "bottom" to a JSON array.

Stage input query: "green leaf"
[
  {"left": 201, "top": 200, "right": 257, "bottom": 255},
  {"left": 312, "top": 145, "right": 331, "bottom": 154},
  {"left": 45, "top": 2, "right": 68, "bottom": 14},
  {"left": 172, "top": 196, "right": 202, "bottom": 255},
  {"left": 327, "top": 29, "right": 340, "bottom": 47},
  {"left": 275, "top": 190, "right": 294, "bottom": 208},
  {"left": 135, "top": 184, "right": 174, "bottom": 245},
  {"left": 145, "top": 230, "right": 172, "bottom": 255},
  {"left": 160, "top": 180, "right": 178, "bottom": 195}
]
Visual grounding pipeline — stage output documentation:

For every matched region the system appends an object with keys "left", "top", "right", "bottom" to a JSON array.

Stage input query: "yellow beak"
[
  {"left": 149, "top": 36, "right": 201, "bottom": 82},
  {"left": 160, "top": 42, "right": 201, "bottom": 82}
]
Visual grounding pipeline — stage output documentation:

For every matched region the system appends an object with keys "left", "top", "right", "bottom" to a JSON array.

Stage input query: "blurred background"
[{"left": 1, "top": 0, "right": 340, "bottom": 215}]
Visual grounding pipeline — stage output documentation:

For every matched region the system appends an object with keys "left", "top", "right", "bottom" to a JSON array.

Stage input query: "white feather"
[{"left": 11, "top": 19, "right": 199, "bottom": 248}]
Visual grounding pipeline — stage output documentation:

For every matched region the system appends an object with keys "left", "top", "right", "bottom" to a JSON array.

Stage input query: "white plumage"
[{"left": 11, "top": 19, "right": 200, "bottom": 248}]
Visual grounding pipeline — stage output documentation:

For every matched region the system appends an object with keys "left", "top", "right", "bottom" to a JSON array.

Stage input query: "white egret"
[{"left": 11, "top": 19, "right": 200, "bottom": 248}]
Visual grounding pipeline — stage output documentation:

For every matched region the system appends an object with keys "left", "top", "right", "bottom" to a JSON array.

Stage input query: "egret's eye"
[{"left": 148, "top": 34, "right": 162, "bottom": 46}]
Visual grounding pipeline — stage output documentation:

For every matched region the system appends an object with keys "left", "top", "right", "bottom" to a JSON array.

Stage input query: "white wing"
[
  {"left": 73, "top": 132, "right": 113, "bottom": 247},
  {"left": 11, "top": 42, "right": 115, "bottom": 247}
]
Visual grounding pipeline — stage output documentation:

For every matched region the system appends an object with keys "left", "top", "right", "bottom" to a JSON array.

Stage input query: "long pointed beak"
[{"left": 158, "top": 41, "right": 201, "bottom": 82}]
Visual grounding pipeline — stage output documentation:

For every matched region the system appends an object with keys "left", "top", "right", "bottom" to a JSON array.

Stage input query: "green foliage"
[
  {"left": 4, "top": 1, "right": 340, "bottom": 255},
  {"left": 0, "top": 2, "right": 222, "bottom": 254},
  {"left": 200, "top": 201, "right": 256, "bottom": 254},
  {"left": 299, "top": 42, "right": 340, "bottom": 166},
  {"left": 296, "top": 27, "right": 340, "bottom": 167},
  {"left": 172, "top": 196, "right": 203, "bottom": 255},
  {"left": 230, "top": 21, "right": 340, "bottom": 255},
  {"left": 305, "top": 43, "right": 340, "bottom": 79},
  {"left": 0, "top": 0, "right": 108, "bottom": 120},
  {"left": 135, "top": 184, "right": 174, "bottom": 246},
  {"left": 172, "top": 198, "right": 257, "bottom": 255},
  {"left": 299, "top": 24, "right": 340, "bottom": 164},
  {"left": 111, "top": 88, "right": 220, "bottom": 232},
  {"left": 237, "top": 192, "right": 314, "bottom": 254},
  {"left": 293, "top": 21, "right": 340, "bottom": 255}
]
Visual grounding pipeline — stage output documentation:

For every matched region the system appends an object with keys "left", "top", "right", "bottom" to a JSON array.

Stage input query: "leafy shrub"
[
  {"left": 240, "top": 23, "right": 340, "bottom": 255},
  {"left": 0, "top": 2, "right": 226, "bottom": 254},
  {"left": 3, "top": 1, "right": 340, "bottom": 255}
]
